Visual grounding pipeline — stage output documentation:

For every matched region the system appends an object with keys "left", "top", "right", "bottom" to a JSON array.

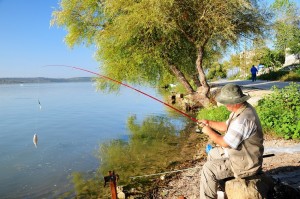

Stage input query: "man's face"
[{"left": 226, "top": 103, "right": 243, "bottom": 112}]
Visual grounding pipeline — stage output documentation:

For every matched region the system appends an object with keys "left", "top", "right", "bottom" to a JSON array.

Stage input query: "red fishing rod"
[{"left": 46, "top": 65, "right": 199, "bottom": 123}]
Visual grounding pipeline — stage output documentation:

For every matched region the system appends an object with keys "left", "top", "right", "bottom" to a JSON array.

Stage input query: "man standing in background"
[{"left": 250, "top": 65, "right": 258, "bottom": 82}]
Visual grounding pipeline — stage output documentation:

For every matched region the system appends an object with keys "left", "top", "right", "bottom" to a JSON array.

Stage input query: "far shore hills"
[{"left": 0, "top": 77, "right": 93, "bottom": 84}]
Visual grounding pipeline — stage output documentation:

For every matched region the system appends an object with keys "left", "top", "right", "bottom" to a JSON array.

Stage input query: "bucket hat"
[{"left": 216, "top": 84, "right": 250, "bottom": 105}]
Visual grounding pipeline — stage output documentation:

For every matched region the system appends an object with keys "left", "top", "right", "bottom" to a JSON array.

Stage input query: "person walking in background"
[
  {"left": 250, "top": 65, "right": 258, "bottom": 82},
  {"left": 198, "top": 84, "right": 264, "bottom": 199}
]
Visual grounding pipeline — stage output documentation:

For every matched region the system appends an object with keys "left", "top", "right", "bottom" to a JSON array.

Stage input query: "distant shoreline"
[{"left": 0, "top": 77, "right": 93, "bottom": 84}]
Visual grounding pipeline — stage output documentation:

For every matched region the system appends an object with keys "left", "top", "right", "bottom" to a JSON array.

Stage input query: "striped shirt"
[{"left": 224, "top": 113, "right": 257, "bottom": 149}]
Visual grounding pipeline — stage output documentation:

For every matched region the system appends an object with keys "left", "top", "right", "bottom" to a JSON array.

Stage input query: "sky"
[
  {"left": 0, "top": 0, "right": 98, "bottom": 78},
  {"left": 0, "top": 0, "right": 299, "bottom": 78}
]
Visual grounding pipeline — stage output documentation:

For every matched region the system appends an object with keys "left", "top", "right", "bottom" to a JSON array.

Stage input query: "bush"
[
  {"left": 197, "top": 105, "right": 230, "bottom": 122},
  {"left": 257, "top": 67, "right": 300, "bottom": 81},
  {"left": 258, "top": 70, "right": 289, "bottom": 80},
  {"left": 279, "top": 71, "right": 300, "bottom": 81},
  {"left": 278, "top": 67, "right": 300, "bottom": 81},
  {"left": 257, "top": 83, "right": 300, "bottom": 139}
]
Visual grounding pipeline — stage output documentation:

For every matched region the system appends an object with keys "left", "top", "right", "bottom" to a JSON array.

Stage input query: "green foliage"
[
  {"left": 258, "top": 69, "right": 300, "bottom": 81},
  {"left": 257, "top": 83, "right": 300, "bottom": 139},
  {"left": 70, "top": 172, "right": 106, "bottom": 199},
  {"left": 207, "top": 63, "right": 227, "bottom": 80},
  {"left": 271, "top": 0, "right": 292, "bottom": 9},
  {"left": 271, "top": 0, "right": 300, "bottom": 53},
  {"left": 288, "top": 28, "right": 300, "bottom": 55},
  {"left": 226, "top": 47, "right": 285, "bottom": 77},
  {"left": 279, "top": 70, "right": 300, "bottom": 81},
  {"left": 259, "top": 48, "right": 285, "bottom": 68},
  {"left": 196, "top": 105, "right": 230, "bottom": 122},
  {"left": 51, "top": 0, "right": 270, "bottom": 93},
  {"left": 258, "top": 70, "right": 289, "bottom": 80},
  {"left": 228, "top": 71, "right": 242, "bottom": 80},
  {"left": 228, "top": 53, "right": 242, "bottom": 69}
]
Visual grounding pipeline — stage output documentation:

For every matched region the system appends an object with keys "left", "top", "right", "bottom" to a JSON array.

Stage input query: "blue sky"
[{"left": 0, "top": 0, "right": 98, "bottom": 78}]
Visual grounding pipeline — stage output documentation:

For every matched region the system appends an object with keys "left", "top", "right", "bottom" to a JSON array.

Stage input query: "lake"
[{"left": 0, "top": 82, "right": 185, "bottom": 198}]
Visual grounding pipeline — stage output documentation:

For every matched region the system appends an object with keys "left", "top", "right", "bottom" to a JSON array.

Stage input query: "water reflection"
[
  {"left": 69, "top": 114, "right": 202, "bottom": 198},
  {"left": 99, "top": 115, "right": 183, "bottom": 180}
]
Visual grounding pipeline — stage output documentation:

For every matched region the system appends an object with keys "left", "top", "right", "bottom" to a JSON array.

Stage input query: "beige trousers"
[{"left": 200, "top": 147, "right": 234, "bottom": 199}]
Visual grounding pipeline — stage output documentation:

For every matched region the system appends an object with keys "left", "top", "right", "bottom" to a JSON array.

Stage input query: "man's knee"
[{"left": 201, "top": 162, "right": 215, "bottom": 181}]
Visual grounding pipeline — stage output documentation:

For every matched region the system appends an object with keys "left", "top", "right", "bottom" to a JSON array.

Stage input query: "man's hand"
[
  {"left": 201, "top": 125, "right": 212, "bottom": 135},
  {"left": 198, "top": 120, "right": 209, "bottom": 127}
]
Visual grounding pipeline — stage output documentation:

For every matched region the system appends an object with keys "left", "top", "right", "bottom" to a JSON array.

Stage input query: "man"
[
  {"left": 199, "top": 84, "right": 264, "bottom": 199},
  {"left": 250, "top": 65, "right": 258, "bottom": 82}
]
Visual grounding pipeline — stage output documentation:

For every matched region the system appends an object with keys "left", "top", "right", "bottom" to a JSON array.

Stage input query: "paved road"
[{"left": 210, "top": 80, "right": 300, "bottom": 90}]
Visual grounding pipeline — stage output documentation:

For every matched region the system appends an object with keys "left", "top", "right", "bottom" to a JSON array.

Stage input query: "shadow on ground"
[{"left": 265, "top": 166, "right": 300, "bottom": 199}]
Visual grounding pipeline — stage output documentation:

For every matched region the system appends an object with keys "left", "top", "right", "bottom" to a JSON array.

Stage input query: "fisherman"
[{"left": 198, "top": 84, "right": 264, "bottom": 199}]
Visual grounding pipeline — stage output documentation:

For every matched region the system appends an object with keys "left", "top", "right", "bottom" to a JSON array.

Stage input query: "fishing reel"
[
  {"left": 195, "top": 126, "right": 203, "bottom": 134},
  {"left": 195, "top": 122, "right": 206, "bottom": 134}
]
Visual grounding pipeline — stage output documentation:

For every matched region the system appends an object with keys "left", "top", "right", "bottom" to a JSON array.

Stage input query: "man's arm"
[{"left": 202, "top": 126, "right": 230, "bottom": 147}]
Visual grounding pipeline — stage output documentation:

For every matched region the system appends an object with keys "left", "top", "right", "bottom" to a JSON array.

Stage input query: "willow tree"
[{"left": 51, "top": 0, "right": 267, "bottom": 106}]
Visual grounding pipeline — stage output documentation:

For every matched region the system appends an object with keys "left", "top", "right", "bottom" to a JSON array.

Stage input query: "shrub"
[
  {"left": 279, "top": 67, "right": 300, "bottom": 81},
  {"left": 257, "top": 83, "right": 300, "bottom": 139},
  {"left": 258, "top": 70, "right": 289, "bottom": 80},
  {"left": 197, "top": 105, "right": 230, "bottom": 122},
  {"left": 279, "top": 71, "right": 300, "bottom": 81}
]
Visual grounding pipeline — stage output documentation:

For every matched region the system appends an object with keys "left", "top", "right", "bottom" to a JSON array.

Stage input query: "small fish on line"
[{"left": 33, "top": 134, "right": 38, "bottom": 148}]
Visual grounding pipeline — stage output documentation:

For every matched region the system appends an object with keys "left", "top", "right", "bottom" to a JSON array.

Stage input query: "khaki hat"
[{"left": 216, "top": 84, "right": 250, "bottom": 105}]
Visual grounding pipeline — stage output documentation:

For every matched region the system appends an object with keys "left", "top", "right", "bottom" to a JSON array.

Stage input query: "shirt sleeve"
[
  {"left": 224, "top": 118, "right": 257, "bottom": 149},
  {"left": 226, "top": 112, "right": 234, "bottom": 126}
]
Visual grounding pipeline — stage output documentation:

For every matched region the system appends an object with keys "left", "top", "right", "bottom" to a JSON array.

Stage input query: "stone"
[
  {"left": 225, "top": 173, "right": 274, "bottom": 199},
  {"left": 117, "top": 186, "right": 126, "bottom": 199}
]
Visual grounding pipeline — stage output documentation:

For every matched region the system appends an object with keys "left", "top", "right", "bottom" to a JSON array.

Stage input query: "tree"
[
  {"left": 259, "top": 48, "right": 285, "bottom": 68},
  {"left": 207, "top": 63, "right": 227, "bottom": 80},
  {"left": 272, "top": 0, "right": 300, "bottom": 55},
  {"left": 51, "top": 0, "right": 269, "bottom": 106}
]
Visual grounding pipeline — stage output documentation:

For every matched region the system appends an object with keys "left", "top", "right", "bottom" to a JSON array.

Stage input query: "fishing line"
[
  {"left": 45, "top": 65, "right": 199, "bottom": 123},
  {"left": 129, "top": 153, "right": 275, "bottom": 179},
  {"left": 129, "top": 166, "right": 202, "bottom": 179},
  {"left": 33, "top": 76, "right": 42, "bottom": 148}
]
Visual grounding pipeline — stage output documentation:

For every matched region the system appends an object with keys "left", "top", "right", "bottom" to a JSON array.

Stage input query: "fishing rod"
[{"left": 45, "top": 65, "right": 199, "bottom": 123}]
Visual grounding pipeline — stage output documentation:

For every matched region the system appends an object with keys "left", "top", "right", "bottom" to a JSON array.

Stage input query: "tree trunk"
[
  {"left": 194, "top": 45, "right": 211, "bottom": 107},
  {"left": 193, "top": 73, "right": 201, "bottom": 87},
  {"left": 196, "top": 46, "right": 210, "bottom": 97},
  {"left": 169, "top": 64, "right": 195, "bottom": 94}
]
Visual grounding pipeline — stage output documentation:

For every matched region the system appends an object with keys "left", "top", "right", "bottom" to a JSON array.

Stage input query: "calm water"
[{"left": 0, "top": 82, "right": 185, "bottom": 198}]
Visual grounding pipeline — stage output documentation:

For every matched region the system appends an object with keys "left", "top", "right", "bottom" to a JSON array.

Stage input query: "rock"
[
  {"left": 217, "top": 191, "right": 226, "bottom": 199},
  {"left": 117, "top": 186, "right": 126, "bottom": 199},
  {"left": 225, "top": 173, "right": 274, "bottom": 199}
]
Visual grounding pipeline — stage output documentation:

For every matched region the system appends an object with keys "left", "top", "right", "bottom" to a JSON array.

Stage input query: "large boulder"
[{"left": 225, "top": 173, "right": 274, "bottom": 199}]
